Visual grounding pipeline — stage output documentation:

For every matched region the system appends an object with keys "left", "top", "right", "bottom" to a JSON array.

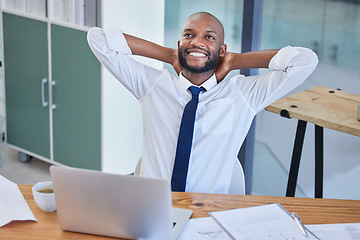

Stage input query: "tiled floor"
[{"left": 0, "top": 142, "right": 51, "bottom": 185}]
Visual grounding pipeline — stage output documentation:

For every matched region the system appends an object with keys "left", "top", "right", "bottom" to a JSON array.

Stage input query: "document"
[
  {"left": 178, "top": 204, "right": 360, "bottom": 239},
  {"left": 210, "top": 204, "right": 318, "bottom": 240},
  {"left": 178, "top": 217, "right": 232, "bottom": 240},
  {"left": 307, "top": 223, "right": 360, "bottom": 240},
  {"left": 0, "top": 175, "right": 37, "bottom": 227},
  {"left": 179, "top": 203, "right": 360, "bottom": 239}
]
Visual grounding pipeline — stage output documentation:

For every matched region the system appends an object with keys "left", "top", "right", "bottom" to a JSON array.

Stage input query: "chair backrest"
[
  {"left": 134, "top": 158, "right": 142, "bottom": 176},
  {"left": 228, "top": 160, "right": 245, "bottom": 195}
]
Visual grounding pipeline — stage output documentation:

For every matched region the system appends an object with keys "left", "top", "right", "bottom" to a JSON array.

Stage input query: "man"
[{"left": 87, "top": 12, "right": 318, "bottom": 194}]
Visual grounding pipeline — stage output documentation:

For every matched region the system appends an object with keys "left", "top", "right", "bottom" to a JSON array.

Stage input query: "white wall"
[{"left": 101, "top": 0, "right": 165, "bottom": 174}]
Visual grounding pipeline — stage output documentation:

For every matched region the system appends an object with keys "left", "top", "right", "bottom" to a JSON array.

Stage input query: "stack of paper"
[{"left": 178, "top": 203, "right": 360, "bottom": 240}]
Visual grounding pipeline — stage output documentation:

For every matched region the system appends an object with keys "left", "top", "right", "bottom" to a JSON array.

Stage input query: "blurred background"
[{"left": 0, "top": 0, "right": 359, "bottom": 200}]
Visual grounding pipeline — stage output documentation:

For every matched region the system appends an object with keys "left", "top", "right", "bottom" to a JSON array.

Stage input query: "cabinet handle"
[
  {"left": 51, "top": 81, "right": 56, "bottom": 109},
  {"left": 41, "top": 78, "right": 48, "bottom": 107}
]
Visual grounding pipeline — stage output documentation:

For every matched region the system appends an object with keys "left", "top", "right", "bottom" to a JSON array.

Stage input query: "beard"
[{"left": 178, "top": 47, "right": 220, "bottom": 73}]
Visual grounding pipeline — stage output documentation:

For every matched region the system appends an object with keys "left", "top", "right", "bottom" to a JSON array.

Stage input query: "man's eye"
[
  {"left": 184, "top": 33, "right": 192, "bottom": 37},
  {"left": 206, "top": 36, "right": 215, "bottom": 40}
]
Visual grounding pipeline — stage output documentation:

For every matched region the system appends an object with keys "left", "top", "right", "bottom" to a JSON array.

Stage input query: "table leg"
[
  {"left": 315, "top": 125, "right": 324, "bottom": 198},
  {"left": 286, "top": 120, "right": 307, "bottom": 197}
]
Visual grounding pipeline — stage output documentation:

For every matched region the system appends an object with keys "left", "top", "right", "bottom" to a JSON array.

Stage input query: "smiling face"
[
  {"left": 178, "top": 45, "right": 220, "bottom": 73},
  {"left": 178, "top": 12, "right": 227, "bottom": 76}
]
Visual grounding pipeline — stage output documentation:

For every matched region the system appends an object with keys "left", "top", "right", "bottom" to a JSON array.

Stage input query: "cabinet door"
[
  {"left": 51, "top": 24, "right": 101, "bottom": 170},
  {"left": 3, "top": 13, "right": 50, "bottom": 158}
]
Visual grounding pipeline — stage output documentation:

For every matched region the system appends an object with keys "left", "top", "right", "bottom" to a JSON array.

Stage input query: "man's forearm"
[
  {"left": 124, "top": 34, "right": 177, "bottom": 65},
  {"left": 229, "top": 49, "right": 279, "bottom": 70},
  {"left": 215, "top": 49, "right": 279, "bottom": 81}
]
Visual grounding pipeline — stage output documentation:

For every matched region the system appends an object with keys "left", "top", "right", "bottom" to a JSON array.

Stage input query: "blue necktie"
[{"left": 171, "top": 86, "right": 205, "bottom": 192}]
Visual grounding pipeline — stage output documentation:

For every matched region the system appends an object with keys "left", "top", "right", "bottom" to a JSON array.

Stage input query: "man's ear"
[
  {"left": 220, "top": 44, "right": 227, "bottom": 57},
  {"left": 178, "top": 40, "right": 180, "bottom": 48}
]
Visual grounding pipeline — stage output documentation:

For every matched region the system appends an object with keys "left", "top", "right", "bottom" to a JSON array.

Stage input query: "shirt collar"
[{"left": 178, "top": 72, "right": 217, "bottom": 92}]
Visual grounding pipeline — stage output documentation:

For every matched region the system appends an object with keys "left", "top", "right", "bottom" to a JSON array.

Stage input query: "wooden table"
[
  {"left": 266, "top": 86, "right": 360, "bottom": 198},
  {"left": 1, "top": 185, "right": 360, "bottom": 239}
]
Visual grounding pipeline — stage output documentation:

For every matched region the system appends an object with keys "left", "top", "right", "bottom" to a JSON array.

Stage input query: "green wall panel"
[
  {"left": 3, "top": 13, "right": 50, "bottom": 158},
  {"left": 51, "top": 24, "right": 101, "bottom": 170}
]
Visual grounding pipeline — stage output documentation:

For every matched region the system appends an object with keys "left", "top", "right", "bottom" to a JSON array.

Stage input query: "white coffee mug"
[{"left": 32, "top": 181, "right": 56, "bottom": 212}]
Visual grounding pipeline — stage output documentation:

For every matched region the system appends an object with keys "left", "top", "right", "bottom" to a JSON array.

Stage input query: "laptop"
[{"left": 50, "top": 166, "right": 192, "bottom": 240}]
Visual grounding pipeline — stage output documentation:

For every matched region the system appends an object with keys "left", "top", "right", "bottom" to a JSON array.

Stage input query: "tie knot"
[{"left": 188, "top": 86, "right": 205, "bottom": 96}]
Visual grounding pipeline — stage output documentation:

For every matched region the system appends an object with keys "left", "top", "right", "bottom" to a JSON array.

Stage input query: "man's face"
[
  {"left": 178, "top": 45, "right": 220, "bottom": 73},
  {"left": 178, "top": 13, "right": 226, "bottom": 74}
]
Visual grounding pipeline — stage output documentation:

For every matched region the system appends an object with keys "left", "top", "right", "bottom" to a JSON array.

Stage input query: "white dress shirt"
[{"left": 87, "top": 27, "right": 318, "bottom": 194}]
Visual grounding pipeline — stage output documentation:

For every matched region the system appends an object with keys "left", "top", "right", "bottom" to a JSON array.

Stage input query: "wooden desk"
[
  {"left": 1, "top": 185, "right": 360, "bottom": 240},
  {"left": 266, "top": 86, "right": 360, "bottom": 198}
]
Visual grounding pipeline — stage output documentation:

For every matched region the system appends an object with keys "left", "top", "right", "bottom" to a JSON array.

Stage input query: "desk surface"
[
  {"left": 1, "top": 185, "right": 359, "bottom": 239},
  {"left": 265, "top": 86, "right": 360, "bottom": 137}
]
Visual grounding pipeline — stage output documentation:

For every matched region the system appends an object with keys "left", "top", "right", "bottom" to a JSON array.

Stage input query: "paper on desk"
[
  {"left": 179, "top": 205, "right": 360, "bottom": 240},
  {"left": 0, "top": 175, "right": 37, "bottom": 227},
  {"left": 306, "top": 223, "right": 360, "bottom": 240},
  {"left": 177, "top": 217, "right": 232, "bottom": 240},
  {"left": 210, "top": 203, "right": 318, "bottom": 240}
]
